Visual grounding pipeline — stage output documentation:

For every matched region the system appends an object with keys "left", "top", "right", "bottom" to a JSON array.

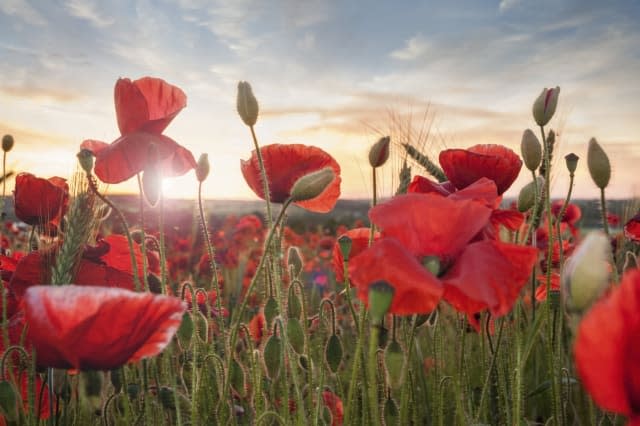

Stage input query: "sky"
[{"left": 1, "top": 0, "right": 639, "bottom": 202}]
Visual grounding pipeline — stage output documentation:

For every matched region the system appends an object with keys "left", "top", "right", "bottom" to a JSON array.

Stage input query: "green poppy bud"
[
  {"left": 237, "top": 81, "right": 259, "bottom": 126},
  {"left": 521, "top": 129, "right": 542, "bottom": 171},
  {"left": 517, "top": 176, "right": 544, "bottom": 212},
  {"left": 286, "top": 318, "right": 305, "bottom": 354},
  {"left": 587, "top": 138, "right": 611, "bottom": 189},
  {"left": 324, "top": 333, "right": 343, "bottom": 374},
  {"left": 338, "top": 235, "right": 352, "bottom": 261},
  {"left": 369, "top": 136, "right": 391, "bottom": 168},
  {"left": 2, "top": 134, "right": 14, "bottom": 152},
  {"left": 289, "top": 167, "right": 335, "bottom": 203},
  {"left": 263, "top": 335, "right": 283, "bottom": 380},
  {"left": 565, "top": 153, "right": 579, "bottom": 174},
  {"left": 77, "top": 149, "right": 95, "bottom": 174},
  {"left": 384, "top": 338, "right": 406, "bottom": 389},
  {"left": 196, "top": 153, "right": 210, "bottom": 182},
  {"left": 532, "top": 86, "right": 560, "bottom": 126},
  {"left": 287, "top": 246, "right": 303, "bottom": 279}
]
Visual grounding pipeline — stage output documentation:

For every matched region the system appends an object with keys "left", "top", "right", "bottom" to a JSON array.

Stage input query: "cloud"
[
  {"left": 390, "top": 34, "right": 429, "bottom": 61},
  {"left": 65, "top": 0, "right": 114, "bottom": 28},
  {"left": 0, "top": 0, "right": 46, "bottom": 26},
  {"left": 499, "top": 0, "right": 521, "bottom": 12}
]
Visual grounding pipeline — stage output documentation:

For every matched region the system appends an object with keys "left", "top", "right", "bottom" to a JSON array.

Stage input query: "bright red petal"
[
  {"left": 80, "top": 139, "right": 110, "bottom": 155},
  {"left": 442, "top": 240, "right": 537, "bottom": 316},
  {"left": 92, "top": 132, "right": 196, "bottom": 183},
  {"left": 491, "top": 209, "right": 525, "bottom": 232},
  {"left": 624, "top": 213, "right": 640, "bottom": 242},
  {"left": 25, "top": 285, "right": 185, "bottom": 370},
  {"left": 575, "top": 269, "right": 640, "bottom": 416},
  {"left": 407, "top": 176, "right": 455, "bottom": 196},
  {"left": 349, "top": 238, "right": 443, "bottom": 315},
  {"left": 13, "top": 173, "right": 69, "bottom": 226},
  {"left": 115, "top": 77, "right": 186, "bottom": 135},
  {"left": 439, "top": 144, "right": 522, "bottom": 195},
  {"left": 369, "top": 193, "right": 492, "bottom": 258},
  {"left": 240, "top": 144, "right": 341, "bottom": 212},
  {"left": 448, "top": 177, "right": 501, "bottom": 209}
]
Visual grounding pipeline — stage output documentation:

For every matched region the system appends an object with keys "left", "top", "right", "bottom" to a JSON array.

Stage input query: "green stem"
[
  {"left": 136, "top": 174, "right": 150, "bottom": 293},
  {"left": 600, "top": 187, "right": 619, "bottom": 283},
  {"left": 158, "top": 193, "right": 167, "bottom": 294},
  {"left": 344, "top": 305, "right": 367, "bottom": 424},
  {"left": 249, "top": 125, "right": 273, "bottom": 229},
  {"left": 474, "top": 319, "right": 504, "bottom": 423},
  {"left": 367, "top": 325, "right": 381, "bottom": 426}
]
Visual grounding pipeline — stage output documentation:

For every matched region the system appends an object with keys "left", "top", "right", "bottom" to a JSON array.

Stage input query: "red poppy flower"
[
  {"left": 24, "top": 285, "right": 185, "bottom": 370},
  {"left": 13, "top": 173, "right": 69, "bottom": 227},
  {"left": 624, "top": 213, "right": 640, "bottom": 242},
  {"left": 551, "top": 200, "right": 582, "bottom": 226},
  {"left": 439, "top": 144, "right": 522, "bottom": 195},
  {"left": 80, "top": 77, "right": 196, "bottom": 184},
  {"left": 349, "top": 193, "right": 537, "bottom": 316},
  {"left": 322, "top": 391, "right": 344, "bottom": 426},
  {"left": 607, "top": 213, "right": 620, "bottom": 227},
  {"left": 535, "top": 273, "right": 561, "bottom": 302},
  {"left": 574, "top": 269, "right": 640, "bottom": 424},
  {"left": 331, "top": 228, "right": 379, "bottom": 282},
  {"left": 241, "top": 144, "right": 341, "bottom": 213}
]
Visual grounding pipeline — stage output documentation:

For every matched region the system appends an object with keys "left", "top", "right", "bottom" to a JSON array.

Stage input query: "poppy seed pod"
[
  {"left": 237, "top": 81, "right": 259, "bottom": 126},
  {"left": 520, "top": 129, "right": 542, "bottom": 171},
  {"left": 289, "top": 167, "right": 335, "bottom": 203},
  {"left": 565, "top": 153, "right": 579, "bottom": 174},
  {"left": 196, "top": 153, "right": 210, "bottom": 182},
  {"left": 369, "top": 136, "right": 391, "bottom": 168},
  {"left": 532, "top": 86, "right": 560, "bottom": 127},
  {"left": 562, "top": 231, "right": 611, "bottom": 313},
  {"left": 2, "top": 134, "right": 14, "bottom": 152},
  {"left": 587, "top": 138, "right": 611, "bottom": 189}
]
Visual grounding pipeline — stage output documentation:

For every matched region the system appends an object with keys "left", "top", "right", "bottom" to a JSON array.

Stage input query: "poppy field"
[{"left": 1, "top": 78, "right": 640, "bottom": 426}]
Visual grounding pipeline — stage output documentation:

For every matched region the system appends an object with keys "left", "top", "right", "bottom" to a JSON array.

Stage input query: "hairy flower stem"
[
  {"left": 367, "top": 325, "right": 381, "bottom": 426},
  {"left": 86, "top": 173, "right": 141, "bottom": 291},
  {"left": 599, "top": 187, "right": 619, "bottom": 283},
  {"left": 474, "top": 319, "right": 504, "bottom": 423},
  {"left": 344, "top": 305, "right": 368, "bottom": 424},
  {"left": 540, "top": 125, "right": 563, "bottom": 426},
  {"left": 158, "top": 194, "right": 168, "bottom": 294},
  {"left": 341, "top": 259, "right": 359, "bottom": 332},
  {"left": 530, "top": 169, "right": 539, "bottom": 320},
  {"left": 249, "top": 125, "right": 273, "bottom": 230},
  {"left": 223, "top": 200, "right": 291, "bottom": 407},
  {"left": 135, "top": 175, "right": 151, "bottom": 292},
  {"left": 555, "top": 171, "right": 575, "bottom": 269},
  {"left": 197, "top": 181, "right": 225, "bottom": 339},
  {"left": 399, "top": 316, "right": 418, "bottom": 422}
]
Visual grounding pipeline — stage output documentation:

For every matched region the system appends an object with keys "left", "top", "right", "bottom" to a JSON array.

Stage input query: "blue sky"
[{"left": 1, "top": 0, "right": 639, "bottom": 200}]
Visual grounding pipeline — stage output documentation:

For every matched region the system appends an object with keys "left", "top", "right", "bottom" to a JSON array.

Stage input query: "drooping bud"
[
  {"left": 177, "top": 311, "right": 194, "bottom": 349},
  {"left": 587, "top": 138, "right": 611, "bottom": 189},
  {"left": 77, "top": 149, "right": 95, "bottom": 174},
  {"left": 2, "top": 134, "right": 14, "bottom": 152},
  {"left": 338, "top": 235, "right": 352, "bottom": 261},
  {"left": 384, "top": 338, "right": 406, "bottom": 389},
  {"left": 565, "top": 153, "right": 579, "bottom": 174},
  {"left": 520, "top": 129, "right": 542, "bottom": 171},
  {"left": 237, "top": 81, "right": 259, "bottom": 126},
  {"left": 368, "top": 280, "right": 395, "bottom": 325},
  {"left": 287, "top": 286, "right": 302, "bottom": 319},
  {"left": 562, "top": 231, "right": 611, "bottom": 313},
  {"left": 263, "top": 334, "right": 283, "bottom": 380},
  {"left": 532, "top": 86, "right": 560, "bottom": 126},
  {"left": 195, "top": 153, "right": 210, "bottom": 182},
  {"left": 264, "top": 297, "right": 279, "bottom": 326},
  {"left": 289, "top": 167, "right": 335, "bottom": 202},
  {"left": 369, "top": 136, "right": 391, "bottom": 168},
  {"left": 517, "top": 176, "right": 544, "bottom": 212},
  {"left": 230, "top": 358, "right": 247, "bottom": 397},
  {"left": 324, "top": 333, "right": 343, "bottom": 374},
  {"left": 286, "top": 318, "right": 305, "bottom": 354}
]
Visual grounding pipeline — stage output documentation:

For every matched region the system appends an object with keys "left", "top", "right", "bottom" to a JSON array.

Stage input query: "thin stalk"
[
  {"left": 341, "top": 259, "right": 359, "bottom": 332},
  {"left": 599, "top": 187, "right": 619, "bottom": 283},
  {"left": 136, "top": 174, "right": 150, "bottom": 293},
  {"left": 367, "top": 325, "right": 381, "bottom": 426},
  {"left": 399, "top": 315, "right": 418, "bottom": 422},
  {"left": 474, "top": 319, "right": 505, "bottom": 423},
  {"left": 158, "top": 193, "right": 167, "bottom": 294},
  {"left": 344, "top": 305, "right": 368, "bottom": 424},
  {"left": 530, "top": 169, "right": 539, "bottom": 321},
  {"left": 249, "top": 125, "right": 273, "bottom": 228}
]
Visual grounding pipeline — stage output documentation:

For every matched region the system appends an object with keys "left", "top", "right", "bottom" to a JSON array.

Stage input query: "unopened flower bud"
[
  {"left": 287, "top": 246, "right": 303, "bottom": 278},
  {"left": 369, "top": 136, "right": 391, "bottom": 168},
  {"left": 562, "top": 231, "right": 611, "bottom": 313},
  {"left": 142, "top": 166, "right": 162, "bottom": 207},
  {"left": 520, "top": 129, "right": 542, "bottom": 171},
  {"left": 237, "top": 81, "right": 259, "bottom": 126},
  {"left": 517, "top": 176, "right": 544, "bottom": 212},
  {"left": 2, "top": 134, "right": 14, "bottom": 152},
  {"left": 77, "top": 149, "right": 94, "bottom": 173},
  {"left": 587, "top": 138, "right": 610, "bottom": 189},
  {"left": 289, "top": 167, "right": 334, "bottom": 202},
  {"left": 532, "top": 86, "right": 560, "bottom": 126},
  {"left": 368, "top": 280, "right": 395, "bottom": 325},
  {"left": 338, "top": 235, "right": 353, "bottom": 261},
  {"left": 196, "top": 153, "right": 210, "bottom": 182},
  {"left": 565, "top": 153, "right": 579, "bottom": 174},
  {"left": 324, "top": 333, "right": 343, "bottom": 374}
]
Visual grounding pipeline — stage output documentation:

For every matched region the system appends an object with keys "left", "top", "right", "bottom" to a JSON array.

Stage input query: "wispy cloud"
[
  {"left": 65, "top": 0, "right": 114, "bottom": 28},
  {"left": 499, "top": 0, "right": 520, "bottom": 13},
  {"left": 0, "top": 0, "right": 46, "bottom": 26},
  {"left": 390, "top": 34, "right": 429, "bottom": 61}
]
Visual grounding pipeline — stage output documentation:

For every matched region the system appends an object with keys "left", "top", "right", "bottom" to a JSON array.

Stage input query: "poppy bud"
[
  {"left": 230, "top": 358, "right": 247, "bottom": 397},
  {"left": 264, "top": 297, "right": 279, "bottom": 326},
  {"left": 195, "top": 153, "right": 210, "bottom": 182},
  {"left": 384, "top": 339, "right": 406, "bottom": 389},
  {"left": 289, "top": 167, "right": 335, "bottom": 203},
  {"left": 368, "top": 280, "right": 395, "bottom": 325},
  {"left": 77, "top": 149, "right": 94, "bottom": 174},
  {"left": 263, "top": 335, "right": 283, "bottom": 380},
  {"left": 177, "top": 312, "right": 194, "bottom": 349},
  {"left": 562, "top": 231, "right": 611, "bottom": 313},
  {"left": 287, "top": 246, "right": 303, "bottom": 279},
  {"left": 587, "top": 138, "right": 611, "bottom": 189},
  {"left": 2, "top": 134, "right": 14, "bottom": 152},
  {"left": 369, "top": 136, "right": 391, "bottom": 168},
  {"left": 565, "top": 153, "right": 579, "bottom": 174},
  {"left": 324, "top": 333, "right": 343, "bottom": 374},
  {"left": 338, "top": 235, "right": 352, "bottom": 261},
  {"left": 237, "top": 81, "right": 259, "bottom": 126},
  {"left": 286, "top": 318, "right": 305, "bottom": 354},
  {"left": 287, "top": 286, "right": 302, "bottom": 319},
  {"left": 517, "top": 176, "right": 544, "bottom": 212},
  {"left": 532, "top": 86, "right": 560, "bottom": 127},
  {"left": 520, "top": 129, "right": 542, "bottom": 171}
]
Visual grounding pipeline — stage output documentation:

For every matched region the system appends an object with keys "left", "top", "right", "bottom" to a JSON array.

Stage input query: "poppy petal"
[
  {"left": 90, "top": 132, "right": 196, "bottom": 183},
  {"left": 331, "top": 228, "right": 379, "bottom": 283},
  {"left": 25, "top": 285, "right": 185, "bottom": 370},
  {"left": 369, "top": 193, "right": 492, "bottom": 258},
  {"left": 13, "top": 173, "right": 69, "bottom": 226},
  {"left": 407, "top": 176, "right": 455, "bottom": 196},
  {"left": 442, "top": 240, "right": 537, "bottom": 316},
  {"left": 349, "top": 238, "right": 443, "bottom": 315},
  {"left": 575, "top": 269, "right": 640, "bottom": 416},
  {"left": 624, "top": 213, "right": 640, "bottom": 242},
  {"left": 439, "top": 144, "right": 522, "bottom": 195},
  {"left": 240, "top": 144, "right": 341, "bottom": 212},
  {"left": 80, "top": 139, "right": 110, "bottom": 155},
  {"left": 115, "top": 77, "right": 187, "bottom": 135}
]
